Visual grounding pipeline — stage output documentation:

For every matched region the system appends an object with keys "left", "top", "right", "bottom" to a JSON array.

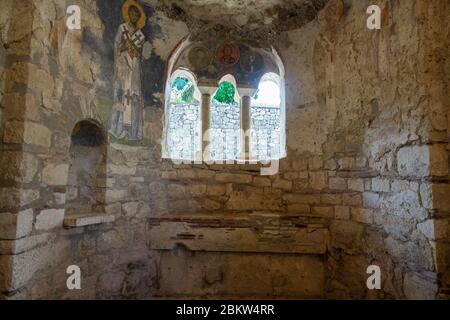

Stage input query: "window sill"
[{"left": 63, "top": 213, "right": 116, "bottom": 228}]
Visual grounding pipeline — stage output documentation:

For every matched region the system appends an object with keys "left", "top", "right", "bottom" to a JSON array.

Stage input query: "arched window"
[
  {"left": 163, "top": 42, "right": 286, "bottom": 165},
  {"left": 251, "top": 72, "right": 283, "bottom": 160},
  {"left": 210, "top": 75, "right": 241, "bottom": 161},
  {"left": 165, "top": 69, "right": 201, "bottom": 160}
]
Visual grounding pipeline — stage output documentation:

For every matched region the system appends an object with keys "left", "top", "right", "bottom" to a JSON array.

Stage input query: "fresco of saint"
[{"left": 109, "top": 0, "right": 146, "bottom": 141}]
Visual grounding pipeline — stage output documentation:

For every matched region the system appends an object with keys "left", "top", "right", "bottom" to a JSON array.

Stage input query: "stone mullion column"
[
  {"left": 241, "top": 95, "right": 251, "bottom": 157},
  {"left": 198, "top": 85, "right": 216, "bottom": 162},
  {"left": 237, "top": 87, "right": 257, "bottom": 163},
  {"left": 201, "top": 93, "right": 211, "bottom": 161}
]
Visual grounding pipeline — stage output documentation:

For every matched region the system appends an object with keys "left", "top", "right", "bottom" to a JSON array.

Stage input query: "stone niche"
[{"left": 64, "top": 120, "right": 114, "bottom": 227}]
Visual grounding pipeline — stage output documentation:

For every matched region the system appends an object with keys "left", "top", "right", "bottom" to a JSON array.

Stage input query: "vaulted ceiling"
[{"left": 142, "top": 0, "right": 329, "bottom": 45}]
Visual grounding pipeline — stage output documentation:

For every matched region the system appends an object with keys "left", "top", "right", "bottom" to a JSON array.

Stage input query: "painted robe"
[{"left": 109, "top": 22, "right": 145, "bottom": 141}]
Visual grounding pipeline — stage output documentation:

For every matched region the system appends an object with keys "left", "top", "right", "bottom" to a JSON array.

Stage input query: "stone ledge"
[
  {"left": 63, "top": 213, "right": 116, "bottom": 228},
  {"left": 147, "top": 212, "right": 329, "bottom": 255}
]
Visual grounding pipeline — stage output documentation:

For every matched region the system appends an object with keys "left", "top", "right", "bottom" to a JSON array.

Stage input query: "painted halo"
[
  {"left": 215, "top": 42, "right": 240, "bottom": 67},
  {"left": 188, "top": 46, "right": 213, "bottom": 71},
  {"left": 240, "top": 51, "right": 264, "bottom": 74},
  {"left": 122, "top": 0, "right": 147, "bottom": 29}
]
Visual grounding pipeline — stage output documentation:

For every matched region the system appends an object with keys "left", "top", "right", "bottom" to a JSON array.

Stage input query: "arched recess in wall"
[
  {"left": 162, "top": 38, "right": 287, "bottom": 161},
  {"left": 66, "top": 120, "right": 107, "bottom": 218}
]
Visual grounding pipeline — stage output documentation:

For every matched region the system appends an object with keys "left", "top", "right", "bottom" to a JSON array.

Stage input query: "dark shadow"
[{"left": 66, "top": 120, "right": 107, "bottom": 216}]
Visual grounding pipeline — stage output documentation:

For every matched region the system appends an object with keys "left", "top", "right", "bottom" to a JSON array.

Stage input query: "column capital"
[
  {"left": 198, "top": 82, "right": 217, "bottom": 96},
  {"left": 237, "top": 86, "right": 257, "bottom": 98}
]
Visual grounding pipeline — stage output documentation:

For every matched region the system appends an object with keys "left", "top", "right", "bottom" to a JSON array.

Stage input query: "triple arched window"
[{"left": 164, "top": 69, "right": 285, "bottom": 162}]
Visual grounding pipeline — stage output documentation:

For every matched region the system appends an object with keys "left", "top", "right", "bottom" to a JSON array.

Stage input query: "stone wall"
[
  {"left": 0, "top": 0, "right": 448, "bottom": 300},
  {"left": 166, "top": 102, "right": 200, "bottom": 160},
  {"left": 210, "top": 102, "right": 240, "bottom": 161},
  {"left": 251, "top": 106, "right": 281, "bottom": 160},
  {"left": 278, "top": 0, "right": 450, "bottom": 299}
]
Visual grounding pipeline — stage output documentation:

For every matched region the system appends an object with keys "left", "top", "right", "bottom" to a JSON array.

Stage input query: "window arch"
[
  {"left": 251, "top": 72, "right": 283, "bottom": 161},
  {"left": 210, "top": 75, "right": 241, "bottom": 161},
  {"left": 165, "top": 69, "right": 201, "bottom": 160},
  {"left": 163, "top": 41, "right": 287, "bottom": 165}
]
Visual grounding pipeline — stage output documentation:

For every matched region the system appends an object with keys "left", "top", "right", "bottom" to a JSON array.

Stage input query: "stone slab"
[
  {"left": 147, "top": 213, "right": 328, "bottom": 254},
  {"left": 63, "top": 213, "right": 116, "bottom": 228}
]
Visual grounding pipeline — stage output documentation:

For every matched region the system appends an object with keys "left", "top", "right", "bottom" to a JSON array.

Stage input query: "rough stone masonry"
[{"left": 0, "top": 0, "right": 449, "bottom": 300}]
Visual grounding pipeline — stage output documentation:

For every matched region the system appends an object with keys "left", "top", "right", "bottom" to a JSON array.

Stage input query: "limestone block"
[
  {"left": 35, "top": 209, "right": 64, "bottom": 231},
  {"left": 105, "top": 203, "right": 122, "bottom": 216},
  {"left": 272, "top": 178, "right": 293, "bottom": 190},
  {"left": 287, "top": 204, "right": 310, "bottom": 214},
  {"left": 419, "top": 183, "right": 433, "bottom": 209},
  {"left": 195, "top": 169, "right": 216, "bottom": 180},
  {"left": 177, "top": 169, "right": 196, "bottom": 179},
  {"left": 216, "top": 173, "right": 252, "bottom": 184},
  {"left": 97, "top": 230, "right": 126, "bottom": 252},
  {"left": 417, "top": 219, "right": 435, "bottom": 240},
  {"left": 308, "top": 156, "right": 323, "bottom": 170},
  {"left": 0, "top": 151, "right": 38, "bottom": 183},
  {"left": 324, "top": 158, "right": 337, "bottom": 170},
  {"left": 292, "top": 157, "right": 308, "bottom": 170},
  {"left": 384, "top": 236, "right": 434, "bottom": 271},
  {"left": 334, "top": 206, "right": 350, "bottom": 220},
  {"left": 381, "top": 189, "right": 428, "bottom": 221},
  {"left": 122, "top": 202, "right": 140, "bottom": 217},
  {"left": 42, "top": 163, "right": 69, "bottom": 186},
  {"left": 1, "top": 93, "right": 40, "bottom": 121},
  {"left": 97, "top": 270, "right": 126, "bottom": 294},
  {"left": 397, "top": 145, "right": 440, "bottom": 178},
  {"left": 403, "top": 272, "right": 437, "bottom": 300},
  {"left": 283, "top": 172, "right": 299, "bottom": 180},
  {"left": 0, "top": 188, "right": 39, "bottom": 210},
  {"left": 338, "top": 157, "right": 355, "bottom": 170},
  {"left": 309, "top": 171, "right": 327, "bottom": 190},
  {"left": 348, "top": 179, "right": 364, "bottom": 192},
  {"left": 429, "top": 145, "right": 449, "bottom": 177},
  {"left": 431, "top": 184, "right": 450, "bottom": 212},
  {"left": 252, "top": 176, "right": 271, "bottom": 187},
  {"left": 363, "top": 192, "right": 380, "bottom": 209},
  {"left": 54, "top": 192, "right": 66, "bottom": 206},
  {"left": 329, "top": 177, "right": 347, "bottom": 190},
  {"left": 3, "top": 120, "right": 51, "bottom": 148},
  {"left": 342, "top": 193, "right": 362, "bottom": 206},
  {"left": 320, "top": 193, "right": 342, "bottom": 205},
  {"left": 105, "top": 190, "right": 128, "bottom": 203},
  {"left": 433, "top": 219, "right": 450, "bottom": 240},
  {"left": 372, "top": 178, "right": 390, "bottom": 192},
  {"left": 283, "top": 193, "right": 321, "bottom": 205},
  {"left": 206, "top": 184, "right": 228, "bottom": 196},
  {"left": 311, "top": 207, "right": 334, "bottom": 218},
  {"left": 187, "top": 184, "right": 207, "bottom": 196},
  {"left": 161, "top": 171, "right": 177, "bottom": 180},
  {"left": 226, "top": 191, "right": 283, "bottom": 211},
  {"left": 330, "top": 220, "right": 364, "bottom": 253},
  {"left": 63, "top": 213, "right": 115, "bottom": 228},
  {"left": 351, "top": 208, "right": 374, "bottom": 224},
  {"left": 0, "top": 209, "right": 33, "bottom": 239},
  {"left": 0, "top": 233, "right": 54, "bottom": 255},
  {"left": 109, "top": 164, "right": 136, "bottom": 176},
  {"left": 167, "top": 184, "right": 186, "bottom": 199}
]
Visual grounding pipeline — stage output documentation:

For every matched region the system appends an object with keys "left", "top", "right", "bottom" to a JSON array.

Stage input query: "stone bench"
[{"left": 147, "top": 212, "right": 329, "bottom": 255}]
